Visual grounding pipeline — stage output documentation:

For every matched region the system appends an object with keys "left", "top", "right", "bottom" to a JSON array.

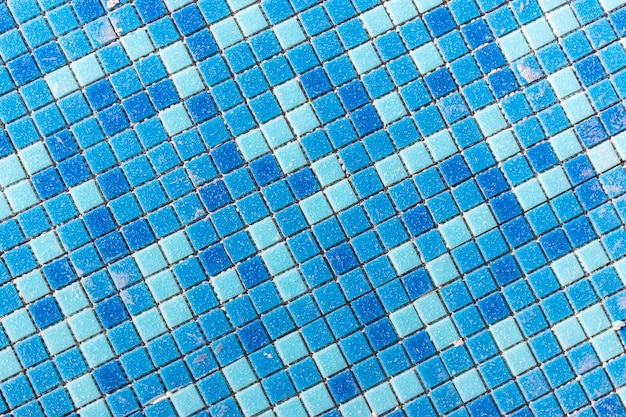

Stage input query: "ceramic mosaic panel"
[{"left": 2, "top": 0, "right": 626, "bottom": 416}]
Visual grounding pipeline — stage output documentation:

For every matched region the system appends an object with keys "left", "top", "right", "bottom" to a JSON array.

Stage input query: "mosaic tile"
[{"left": 4, "top": 0, "right": 626, "bottom": 415}]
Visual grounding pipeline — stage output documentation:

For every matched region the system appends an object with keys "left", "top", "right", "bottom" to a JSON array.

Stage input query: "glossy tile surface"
[{"left": 2, "top": 0, "right": 626, "bottom": 416}]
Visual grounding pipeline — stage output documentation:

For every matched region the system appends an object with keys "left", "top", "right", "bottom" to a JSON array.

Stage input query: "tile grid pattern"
[{"left": 2, "top": 0, "right": 626, "bottom": 416}]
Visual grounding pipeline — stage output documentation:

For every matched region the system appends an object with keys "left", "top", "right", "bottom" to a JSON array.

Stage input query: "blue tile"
[{"left": 3, "top": 1, "right": 626, "bottom": 415}]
